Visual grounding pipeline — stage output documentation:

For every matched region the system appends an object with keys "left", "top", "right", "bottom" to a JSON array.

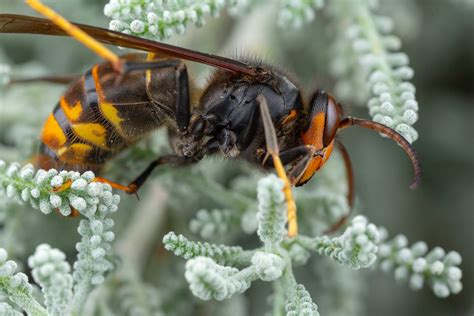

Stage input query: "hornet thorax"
[{"left": 175, "top": 66, "right": 305, "bottom": 164}]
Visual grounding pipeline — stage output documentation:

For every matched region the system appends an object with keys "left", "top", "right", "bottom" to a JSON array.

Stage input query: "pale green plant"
[
  {"left": 164, "top": 175, "right": 384, "bottom": 314},
  {"left": 0, "top": 161, "right": 120, "bottom": 315},
  {"left": 28, "top": 244, "right": 73, "bottom": 316},
  {"left": 0, "top": 161, "right": 465, "bottom": 314},
  {"left": 328, "top": 0, "right": 419, "bottom": 143},
  {"left": 0, "top": 0, "right": 468, "bottom": 315},
  {"left": 377, "top": 228, "right": 463, "bottom": 298},
  {"left": 103, "top": 0, "right": 419, "bottom": 143},
  {"left": 104, "top": 0, "right": 228, "bottom": 40},
  {"left": 0, "top": 248, "right": 47, "bottom": 316}
]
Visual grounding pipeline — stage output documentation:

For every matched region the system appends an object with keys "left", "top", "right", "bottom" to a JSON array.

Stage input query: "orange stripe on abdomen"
[
  {"left": 59, "top": 96, "right": 82, "bottom": 122},
  {"left": 41, "top": 113, "right": 67, "bottom": 150},
  {"left": 57, "top": 143, "right": 93, "bottom": 162}
]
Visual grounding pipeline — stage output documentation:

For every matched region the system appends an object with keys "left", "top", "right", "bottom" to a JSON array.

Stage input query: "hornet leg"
[
  {"left": 26, "top": 0, "right": 185, "bottom": 78},
  {"left": 126, "top": 155, "right": 190, "bottom": 194},
  {"left": 264, "top": 145, "right": 324, "bottom": 185},
  {"left": 26, "top": 0, "right": 123, "bottom": 72},
  {"left": 174, "top": 62, "right": 190, "bottom": 132},
  {"left": 93, "top": 155, "right": 190, "bottom": 196},
  {"left": 257, "top": 95, "right": 298, "bottom": 237}
]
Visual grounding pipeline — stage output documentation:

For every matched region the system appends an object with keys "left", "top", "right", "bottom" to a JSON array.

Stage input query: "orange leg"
[
  {"left": 25, "top": 0, "right": 122, "bottom": 72},
  {"left": 257, "top": 95, "right": 298, "bottom": 237},
  {"left": 50, "top": 180, "right": 80, "bottom": 217},
  {"left": 50, "top": 177, "right": 136, "bottom": 194},
  {"left": 272, "top": 154, "right": 298, "bottom": 237},
  {"left": 51, "top": 177, "right": 130, "bottom": 216},
  {"left": 93, "top": 177, "right": 138, "bottom": 195},
  {"left": 52, "top": 179, "right": 72, "bottom": 192}
]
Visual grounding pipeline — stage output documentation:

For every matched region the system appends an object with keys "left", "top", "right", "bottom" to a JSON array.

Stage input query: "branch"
[
  {"left": 377, "top": 229, "right": 463, "bottom": 298},
  {"left": 0, "top": 249, "right": 48, "bottom": 316}
]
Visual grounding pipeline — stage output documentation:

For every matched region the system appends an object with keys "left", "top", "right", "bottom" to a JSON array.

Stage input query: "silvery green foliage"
[
  {"left": 0, "top": 161, "right": 120, "bottom": 314},
  {"left": 28, "top": 244, "right": 74, "bottom": 316},
  {"left": 0, "top": 302, "right": 22, "bottom": 316},
  {"left": 285, "top": 284, "right": 320, "bottom": 316},
  {"left": 251, "top": 251, "right": 285, "bottom": 281},
  {"left": 104, "top": 0, "right": 328, "bottom": 40},
  {"left": 165, "top": 174, "right": 323, "bottom": 313},
  {"left": 184, "top": 256, "right": 253, "bottom": 301},
  {"left": 183, "top": 251, "right": 286, "bottom": 301},
  {"left": 313, "top": 216, "right": 380, "bottom": 269},
  {"left": 105, "top": 0, "right": 421, "bottom": 144},
  {"left": 104, "top": 0, "right": 228, "bottom": 40},
  {"left": 377, "top": 229, "right": 463, "bottom": 298},
  {"left": 256, "top": 175, "right": 286, "bottom": 247},
  {"left": 163, "top": 231, "right": 244, "bottom": 265},
  {"left": 329, "top": 0, "right": 419, "bottom": 143},
  {"left": 73, "top": 204, "right": 118, "bottom": 310},
  {"left": 169, "top": 174, "right": 455, "bottom": 313},
  {"left": 0, "top": 161, "right": 118, "bottom": 218},
  {"left": 0, "top": 248, "right": 47, "bottom": 315},
  {"left": 0, "top": 1, "right": 468, "bottom": 314},
  {"left": 278, "top": 0, "right": 324, "bottom": 29},
  {"left": 189, "top": 209, "right": 238, "bottom": 240}
]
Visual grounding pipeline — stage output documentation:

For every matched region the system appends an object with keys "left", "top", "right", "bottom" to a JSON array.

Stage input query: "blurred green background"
[{"left": 1, "top": 0, "right": 472, "bottom": 315}]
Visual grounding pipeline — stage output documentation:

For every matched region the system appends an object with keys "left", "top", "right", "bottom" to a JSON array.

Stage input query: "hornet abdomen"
[{"left": 37, "top": 55, "right": 185, "bottom": 172}]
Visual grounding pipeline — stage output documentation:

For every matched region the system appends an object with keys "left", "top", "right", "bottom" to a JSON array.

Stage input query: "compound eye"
[{"left": 323, "top": 95, "right": 340, "bottom": 147}]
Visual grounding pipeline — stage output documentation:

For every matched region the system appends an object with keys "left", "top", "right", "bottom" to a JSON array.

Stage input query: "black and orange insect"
[{"left": 0, "top": 0, "right": 421, "bottom": 236}]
